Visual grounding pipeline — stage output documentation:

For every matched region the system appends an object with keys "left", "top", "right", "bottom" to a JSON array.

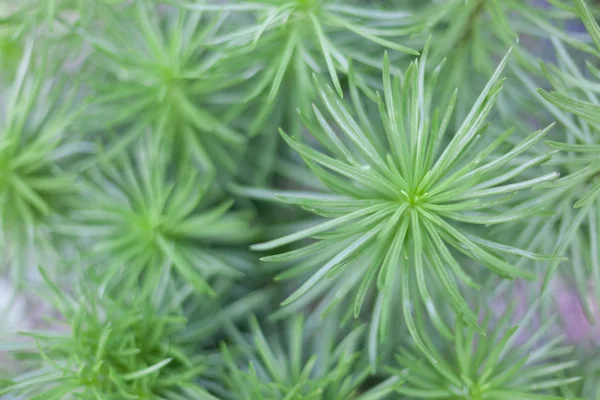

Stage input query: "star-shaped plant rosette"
[
  {"left": 389, "top": 302, "right": 582, "bottom": 400},
  {"left": 239, "top": 44, "right": 561, "bottom": 360}
]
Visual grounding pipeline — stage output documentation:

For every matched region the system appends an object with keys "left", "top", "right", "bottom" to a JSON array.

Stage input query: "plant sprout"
[{"left": 73, "top": 1, "right": 254, "bottom": 173}]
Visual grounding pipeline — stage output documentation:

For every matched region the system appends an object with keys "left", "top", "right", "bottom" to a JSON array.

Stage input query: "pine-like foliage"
[
  {"left": 59, "top": 136, "right": 258, "bottom": 295},
  {"left": 77, "top": 1, "right": 251, "bottom": 173},
  {"left": 2, "top": 1, "right": 600, "bottom": 399},
  {"left": 219, "top": 313, "right": 398, "bottom": 400},
  {"left": 0, "top": 269, "right": 219, "bottom": 399},
  {"left": 0, "top": 38, "right": 82, "bottom": 287},
  {"left": 389, "top": 305, "right": 581, "bottom": 399},
  {"left": 538, "top": 0, "right": 600, "bottom": 209},
  {"left": 242, "top": 45, "right": 561, "bottom": 360},
  {"left": 498, "top": 0, "right": 600, "bottom": 319},
  {"left": 176, "top": 0, "right": 419, "bottom": 97}
]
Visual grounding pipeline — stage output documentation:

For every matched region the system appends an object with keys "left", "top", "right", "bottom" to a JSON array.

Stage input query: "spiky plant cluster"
[
  {"left": 398, "top": 0, "right": 578, "bottom": 120},
  {"left": 59, "top": 135, "right": 258, "bottom": 295},
  {"left": 538, "top": 1, "right": 600, "bottom": 209},
  {"left": 0, "top": 0, "right": 91, "bottom": 77},
  {"left": 0, "top": 38, "right": 83, "bottom": 287},
  {"left": 240, "top": 45, "right": 564, "bottom": 361},
  {"left": 0, "top": 268, "right": 219, "bottom": 399},
  {"left": 174, "top": 0, "right": 419, "bottom": 118},
  {"left": 557, "top": 350, "right": 600, "bottom": 399},
  {"left": 389, "top": 304, "right": 582, "bottom": 400},
  {"left": 3, "top": 0, "right": 600, "bottom": 399},
  {"left": 500, "top": 0, "right": 600, "bottom": 319},
  {"left": 75, "top": 1, "right": 254, "bottom": 173},
  {"left": 219, "top": 313, "right": 399, "bottom": 400}
]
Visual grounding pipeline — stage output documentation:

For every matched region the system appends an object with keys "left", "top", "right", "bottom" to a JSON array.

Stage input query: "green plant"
[
  {"left": 59, "top": 136, "right": 258, "bottom": 295},
  {"left": 2, "top": 1, "right": 600, "bottom": 399},
  {"left": 220, "top": 313, "right": 399, "bottom": 400},
  {"left": 389, "top": 302, "right": 581, "bottom": 399},
  {"left": 0, "top": 38, "right": 82, "bottom": 287},
  {"left": 538, "top": 0, "right": 600, "bottom": 208},
  {"left": 504, "top": 0, "right": 600, "bottom": 318},
  {"left": 74, "top": 1, "right": 252, "bottom": 173},
  {"left": 0, "top": 269, "right": 219, "bottom": 399},
  {"left": 240, "top": 44, "right": 562, "bottom": 361},
  {"left": 175, "top": 0, "right": 419, "bottom": 96},
  {"left": 556, "top": 350, "right": 600, "bottom": 399}
]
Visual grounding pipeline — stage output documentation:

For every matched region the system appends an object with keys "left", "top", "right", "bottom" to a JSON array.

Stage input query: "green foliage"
[
  {"left": 0, "top": 269, "right": 219, "bottom": 400},
  {"left": 389, "top": 304, "right": 582, "bottom": 400},
  {"left": 2, "top": 1, "right": 600, "bottom": 399},
  {"left": 175, "top": 0, "right": 419, "bottom": 97},
  {"left": 59, "top": 136, "right": 258, "bottom": 295},
  {"left": 538, "top": 1, "right": 600, "bottom": 208},
  {"left": 240, "top": 45, "right": 563, "bottom": 361},
  {"left": 171, "top": 0, "right": 422, "bottom": 145},
  {"left": 0, "top": 0, "right": 83, "bottom": 31},
  {"left": 220, "top": 313, "right": 398, "bottom": 400},
  {"left": 0, "top": 38, "right": 81, "bottom": 286},
  {"left": 77, "top": 1, "right": 251, "bottom": 173},
  {"left": 509, "top": 0, "right": 600, "bottom": 317},
  {"left": 556, "top": 350, "right": 600, "bottom": 399}
]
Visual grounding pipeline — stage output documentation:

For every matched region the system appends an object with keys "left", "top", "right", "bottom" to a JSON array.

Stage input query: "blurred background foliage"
[{"left": 1, "top": 0, "right": 600, "bottom": 399}]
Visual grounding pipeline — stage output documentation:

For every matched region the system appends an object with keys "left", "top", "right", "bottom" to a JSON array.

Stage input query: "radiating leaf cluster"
[
  {"left": 0, "top": 269, "right": 218, "bottom": 400},
  {"left": 240, "top": 44, "right": 561, "bottom": 361},
  {"left": 0, "top": 38, "right": 83, "bottom": 287},
  {"left": 59, "top": 135, "right": 258, "bottom": 295},
  {"left": 389, "top": 305, "right": 582, "bottom": 400},
  {"left": 175, "top": 0, "right": 419, "bottom": 99},
  {"left": 76, "top": 1, "right": 253, "bottom": 173},
  {"left": 0, "top": 1, "right": 599, "bottom": 399},
  {"left": 219, "top": 313, "right": 398, "bottom": 400}
]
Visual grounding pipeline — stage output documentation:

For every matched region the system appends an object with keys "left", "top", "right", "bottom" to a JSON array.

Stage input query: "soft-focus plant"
[
  {"left": 0, "top": 0, "right": 92, "bottom": 73},
  {"left": 0, "top": 268, "right": 221, "bottom": 400},
  {"left": 504, "top": 0, "right": 600, "bottom": 317},
  {"left": 556, "top": 351, "right": 600, "bottom": 400},
  {"left": 219, "top": 313, "right": 399, "bottom": 400},
  {"left": 73, "top": 1, "right": 253, "bottom": 173},
  {"left": 414, "top": 0, "right": 594, "bottom": 124},
  {"left": 1, "top": 0, "right": 599, "bottom": 399},
  {"left": 173, "top": 0, "right": 419, "bottom": 96},
  {"left": 389, "top": 302, "right": 582, "bottom": 400},
  {"left": 0, "top": 0, "right": 83, "bottom": 32},
  {"left": 167, "top": 0, "right": 427, "bottom": 188},
  {"left": 0, "top": 38, "right": 84, "bottom": 287},
  {"left": 57, "top": 135, "right": 258, "bottom": 296},
  {"left": 538, "top": 0, "right": 600, "bottom": 210}
]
